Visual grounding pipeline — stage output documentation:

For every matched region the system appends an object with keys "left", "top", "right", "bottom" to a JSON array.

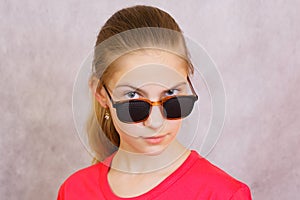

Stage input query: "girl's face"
[{"left": 101, "top": 50, "right": 190, "bottom": 155}]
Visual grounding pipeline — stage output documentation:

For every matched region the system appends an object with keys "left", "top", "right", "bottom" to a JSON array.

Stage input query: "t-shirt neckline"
[{"left": 99, "top": 150, "right": 200, "bottom": 200}]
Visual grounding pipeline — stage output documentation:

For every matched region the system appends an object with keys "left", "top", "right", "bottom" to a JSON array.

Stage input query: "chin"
[{"left": 141, "top": 145, "right": 168, "bottom": 156}]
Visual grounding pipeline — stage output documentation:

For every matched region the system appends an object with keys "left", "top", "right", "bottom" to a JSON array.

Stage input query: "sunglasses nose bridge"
[
  {"left": 150, "top": 100, "right": 163, "bottom": 106},
  {"left": 147, "top": 100, "right": 168, "bottom": 121},
  {"left": 143, "top": 102, "right": 165, "bottom": 128}
]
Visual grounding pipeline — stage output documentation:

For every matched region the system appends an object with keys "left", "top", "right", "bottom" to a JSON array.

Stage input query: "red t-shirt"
[{"left": 57, "top": 150, "right": 252, "bottom": 199}]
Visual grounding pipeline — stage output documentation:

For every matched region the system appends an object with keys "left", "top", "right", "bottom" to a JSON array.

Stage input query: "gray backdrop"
[{"left": 1, "top": 0, "right": 299, "bottom": 199}]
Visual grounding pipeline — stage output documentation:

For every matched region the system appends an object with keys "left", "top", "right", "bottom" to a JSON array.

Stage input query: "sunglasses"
[{"left": 103, "top": 77, "right": 198, "bottom": 123}]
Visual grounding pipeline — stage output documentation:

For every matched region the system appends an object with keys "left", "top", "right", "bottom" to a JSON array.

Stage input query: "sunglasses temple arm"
[
  {"left": 102, "top": 85, "right": 116, "bottom": 106},
  {"left": 187, "top": 76, "right": 198, "bottom": 99}
]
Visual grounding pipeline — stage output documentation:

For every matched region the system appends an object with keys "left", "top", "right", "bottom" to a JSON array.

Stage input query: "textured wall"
[{"left": 1, "top": 0, "right": 299, "bottom": 199}]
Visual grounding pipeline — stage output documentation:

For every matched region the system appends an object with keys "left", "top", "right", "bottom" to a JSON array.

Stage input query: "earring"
[{"left": 104, "top": 109, "right": 110, "bottom": 120}]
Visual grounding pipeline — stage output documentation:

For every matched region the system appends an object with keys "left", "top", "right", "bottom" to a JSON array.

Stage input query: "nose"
[{"left": 143, "top": 105, "right": 164, "bottom": 130}]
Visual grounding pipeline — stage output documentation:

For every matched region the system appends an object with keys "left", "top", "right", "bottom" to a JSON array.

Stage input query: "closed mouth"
[
  {"left": 142, "top": 134, "right": 168, "bottom": 139},
  {"left": 140, "top": 134, "right": 170, "bottom": 145}
]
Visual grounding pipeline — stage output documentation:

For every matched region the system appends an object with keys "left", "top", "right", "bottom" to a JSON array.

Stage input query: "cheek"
[
  {"left": 109, "top": 109, "right": 145, "bottom": 137},
  {"left": 109, "top": 109, "right": 133, "bottom": 136},
  {"left": 115, "top": 123, "right": 140, "bottom": 138},
  {"left": 167, "top": 120, "right": 182, "bottom": 134}
]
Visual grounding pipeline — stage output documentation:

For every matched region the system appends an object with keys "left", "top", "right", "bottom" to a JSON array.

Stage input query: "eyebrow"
[{"left": 115, "top": 81, "right": 187, "bottom": 92}]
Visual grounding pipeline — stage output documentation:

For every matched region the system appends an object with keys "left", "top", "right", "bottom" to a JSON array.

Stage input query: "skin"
[{"left": 90, "top": 50, "right": 193, "bottom": 197}]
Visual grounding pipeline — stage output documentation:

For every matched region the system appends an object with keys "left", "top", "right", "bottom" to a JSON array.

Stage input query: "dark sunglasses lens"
[
  {"left": 115, "top": 100, "right": 150, "bottom": 123},
  {"left": 163, "top": 96, "right": 197, "bottom": 119}
]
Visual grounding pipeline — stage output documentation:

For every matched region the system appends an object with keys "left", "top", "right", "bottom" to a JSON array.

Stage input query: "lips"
[{"left": 142, "top": 134, "right": 167, "bottom": 144}]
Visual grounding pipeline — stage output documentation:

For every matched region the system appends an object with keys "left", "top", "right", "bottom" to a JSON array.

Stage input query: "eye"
[
  {"left": 165, "top": 89, "right": 180, "bottom": 96},
  {"left": 125, "top": 91, "right": 140, "bottom": 99}
]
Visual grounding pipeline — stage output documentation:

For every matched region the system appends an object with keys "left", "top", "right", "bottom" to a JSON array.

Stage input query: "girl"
[{"left": 57, "top": 5, "right": 252, "bottom": 199}]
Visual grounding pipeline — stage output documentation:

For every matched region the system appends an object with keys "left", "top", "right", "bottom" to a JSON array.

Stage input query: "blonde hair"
[{"left": 87, "top": 5, "right": 194, "bottom": 164}]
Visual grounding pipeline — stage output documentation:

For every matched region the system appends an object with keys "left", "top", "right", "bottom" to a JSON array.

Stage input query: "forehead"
[{"left": 109, "top": 50, "right": 188, "bottom": 89}]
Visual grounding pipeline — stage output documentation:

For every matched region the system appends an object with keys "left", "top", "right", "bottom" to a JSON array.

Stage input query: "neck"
[{"left": 110, "top": 140, "right": 190, "bottom": 174}]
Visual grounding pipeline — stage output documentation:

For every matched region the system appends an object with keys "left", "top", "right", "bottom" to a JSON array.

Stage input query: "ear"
[{"left": 88, "top": 76, "right": 108, "bottom": 108}]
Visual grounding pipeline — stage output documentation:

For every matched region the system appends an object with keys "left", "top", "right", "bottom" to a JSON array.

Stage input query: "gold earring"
[{"left": 104, "top": 109, "right": 110, "bottom": 120}]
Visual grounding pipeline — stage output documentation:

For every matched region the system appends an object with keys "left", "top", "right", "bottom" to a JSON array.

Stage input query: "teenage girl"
[{"left": 57, "top": 5, "right": 252, "bottom": 200}]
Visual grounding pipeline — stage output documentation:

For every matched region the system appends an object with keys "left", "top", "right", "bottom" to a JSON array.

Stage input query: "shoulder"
[
  {"left": 183, "top": 151, "right": 252, "bottom": 199},
  {"left": 60, "top": 163, "right": 102, "bottom": 187},
  {"left": 57, "top": 163, "right": 103, "bottom": 197}
]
